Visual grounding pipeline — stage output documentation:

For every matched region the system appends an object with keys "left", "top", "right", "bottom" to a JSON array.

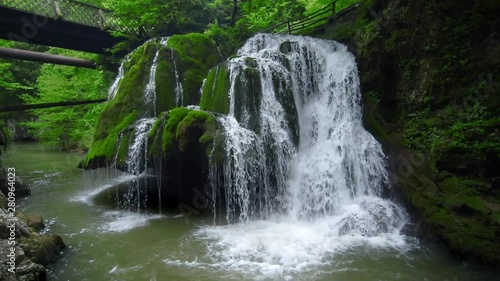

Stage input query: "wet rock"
[
  {"left": 20, "top": 234, "right": 65, "bottom": 266},
  {"left": 16, "top": 214, "right": 44, "bottom": 232},
  {"left": 0, "top": 166, "right": 31, "bottom": 198},
  {"left": 0, "top": 183, "right": 64, "bottom": 281}
]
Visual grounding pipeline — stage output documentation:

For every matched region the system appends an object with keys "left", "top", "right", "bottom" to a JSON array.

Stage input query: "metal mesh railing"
[
  {"left": 263, "top": 1, "right": 360, "bottom": 35},
  {"left": 0, "top": 0, "right": 144, "bottom": 35}
]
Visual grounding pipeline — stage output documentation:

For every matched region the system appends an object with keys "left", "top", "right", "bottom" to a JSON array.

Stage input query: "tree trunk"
[{"left": 230, "top": 0, "right": 238, "bottom": 26}]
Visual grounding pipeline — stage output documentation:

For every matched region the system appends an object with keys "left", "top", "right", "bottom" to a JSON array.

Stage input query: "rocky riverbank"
[{"left": 0, "top": 168, "right": 65, "bottom": 281}]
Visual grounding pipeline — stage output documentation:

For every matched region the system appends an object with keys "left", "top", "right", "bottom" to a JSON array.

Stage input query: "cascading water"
[
  {"left": 171, "top": 47, "right": 184, "bottom": 107},
  {"left": 107, "top": 55, "right": 130, "bottom": 100},
  {"left": 122, "top": 118, "right": 155, "bottom": 211},
  {"left": 145, "top": 37, "right": 169, "bottom": 116},
  {"left": 186, "top": 34, "right": 411, "bottom": 278}
]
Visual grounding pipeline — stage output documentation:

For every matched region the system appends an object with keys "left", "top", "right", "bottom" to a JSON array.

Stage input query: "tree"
[
  {"left": 21, "top": 49, "right": 112, "bottom": 150},
  {"left": 104, "top": 0, "right": 214, "bottom": 36},
  {"left": 241, "top": 0, "right": 306, "bottom": 29},
  {"left": 230, "top": 0, "right": 238, "bottom": 26}
]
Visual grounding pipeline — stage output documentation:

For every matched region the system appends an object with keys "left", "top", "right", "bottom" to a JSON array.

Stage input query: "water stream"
[{"left": 3, "top": 143, "right": 497, "bottom": 280}]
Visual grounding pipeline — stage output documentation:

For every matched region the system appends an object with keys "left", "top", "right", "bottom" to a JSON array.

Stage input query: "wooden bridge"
[{"left": 0, "top": 0, "right": 145, "bottom": 54}]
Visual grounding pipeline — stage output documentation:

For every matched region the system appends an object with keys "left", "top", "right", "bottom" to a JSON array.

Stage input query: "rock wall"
[{"left": 313, "top": 0, "right": 499, "bottom": 265}]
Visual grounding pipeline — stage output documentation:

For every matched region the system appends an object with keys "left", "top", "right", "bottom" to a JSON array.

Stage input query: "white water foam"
[
  {"left": 99, "top": 211, "right": 162, "bottom": 233},
  {"left": 70, "top": 174, "right": 136, "bottom": 205},
  {"left": 168, "top": 34, "right": 413, "bottom": 279}
]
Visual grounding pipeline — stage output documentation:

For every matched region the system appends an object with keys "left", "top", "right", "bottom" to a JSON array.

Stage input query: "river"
[{"left": 3, "top": 142, "right": 497, "bottom": 281}]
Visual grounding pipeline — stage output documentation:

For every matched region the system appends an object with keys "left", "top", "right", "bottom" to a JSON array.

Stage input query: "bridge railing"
[
  {"left": 0, "top": 0, "right": 145, "bottom": 36},
  {"left": 264, "top": 1, "right": 339, "bottom": 34},
  {"left": 264, "top": 0, "right": 359, "bottom": 35}
]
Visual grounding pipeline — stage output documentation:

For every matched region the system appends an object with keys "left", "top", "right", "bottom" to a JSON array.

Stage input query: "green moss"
[
  {"left": 400, "top": 167, "right": 500, "bottom": 264},
  {"left": 84, "top": 42, "right": 157, "bottom": 168},
  {"left": 116, "top": 131, "right": 131, "bottom": 164},
  {"left": 363, "top": 91, "right": 391, "bottom": 143},
  {"left": 155, "top": 48, "right": 177, "bottom": 113},
  {"left": 84, "top": 111, "right": 138, "bottom": 166},
  {"left": 167, "top": 33, "right": 221, "bottom": 105},
  {"left": 161, "top": 107, "right": 191, "bottom": 153},
  {"left": 176, "top": 110, "right": 217, "bottom": 152},
  {"left": 200, "top": 63, "right": 231, "bottom": 114},
  {"left": 145, "top": 108, "right": 219, "bottom": 159}
]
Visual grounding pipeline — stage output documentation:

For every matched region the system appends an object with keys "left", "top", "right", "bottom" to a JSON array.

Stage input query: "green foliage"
[
  {"left": 404, "top": 108, "right": 500, "bottom": 160},
  {"left": 104, "top": 0, "right": 214, "bottom": 36},
  {"left": 241, "top": 0, "right": 306, "bottom": 30},
  {"left": 200, "top": 63, "right": 231, "bottom": 114},
  {"left": 21, "top": 48, "right": 111, "bottom": 150},
  {"left": 0, "top": 40, "right": 46, "bottom": 135},
  {"left": 204, "top": 19, "right": 252, "bottom": 57},
  {"left": 300, "top": 0, "right": 358, "bottom": 13}
]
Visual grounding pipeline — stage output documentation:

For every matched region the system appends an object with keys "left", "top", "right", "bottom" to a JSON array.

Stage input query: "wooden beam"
[
  {"left": 0, "top": 47, "right": 97, "bottom": 68},
  {"left": 0, "top": 99, "right": 107, "bottom": 112}
]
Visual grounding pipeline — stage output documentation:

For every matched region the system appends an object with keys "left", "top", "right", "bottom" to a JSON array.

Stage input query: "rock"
[
  {"left": 17, "top": 213, "right": 44, "bottom": 232},
  {"left": 83, "top": 33, "right": 222, "bottom": 170},
  {"left": 20, "top": 234, "right": 65, "bottom": 266},
  {"left": 0, "top": 167, "right": 31, "bottom": 198},
  {"left": 0, "top": 175, "right": 64, "bottom": 281}
]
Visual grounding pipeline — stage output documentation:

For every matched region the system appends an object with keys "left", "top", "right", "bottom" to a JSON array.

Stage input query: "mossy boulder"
[
  {"left": 147, "top": 108, "right": 217, "bottom": 159},
  {"left": 167, "top": 33, "right": 221, "bottom": 106},
  {"left": 84, "top": 33, "right": 222, "bottom": 169},
  {"left": 145, "top": 108, "right": 219, "bottom": 210}
]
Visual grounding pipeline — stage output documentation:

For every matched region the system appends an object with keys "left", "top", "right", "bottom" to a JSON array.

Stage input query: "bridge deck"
[{"left": 0, "top": 0, "right": 144, "bottom": 54}]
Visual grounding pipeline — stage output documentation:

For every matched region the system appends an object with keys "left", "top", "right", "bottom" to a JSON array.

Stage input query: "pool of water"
[{"left": 2, "top": 142, "right": 497, "bottom": 281}]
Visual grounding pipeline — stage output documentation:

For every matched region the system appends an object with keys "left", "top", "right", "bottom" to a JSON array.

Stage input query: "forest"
[{"left": 0, "top": 0, "right": 499, "bottom": 280}]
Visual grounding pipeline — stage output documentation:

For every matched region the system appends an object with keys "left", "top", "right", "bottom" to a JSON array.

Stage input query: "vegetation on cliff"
[{"left": 316, "top": 0, "right": 500, "bottom": 264}]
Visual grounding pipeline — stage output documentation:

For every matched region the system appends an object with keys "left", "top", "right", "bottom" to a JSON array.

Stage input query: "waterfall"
[
  {"left": 122, "top": 118, "right": 155, "bottom": 211},
  {"left": 195, "top": 34, "right": 410, "bottom": 276},
  {"left": 108, "top": 55, "right": 130, "bottom": 100},
  {"left": 211, "top": 34, "right": 406, "bottom": 226},
  {"left": 171, "top": 47, "right": 184, "bottom": 107},
  {"left": 145, "top": 37, "right": 169, "bottom": 116}
]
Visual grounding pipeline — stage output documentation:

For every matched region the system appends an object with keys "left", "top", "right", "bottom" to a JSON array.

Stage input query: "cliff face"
[{"left": 314, "top": 0, "right": 499, "bottom": 264}]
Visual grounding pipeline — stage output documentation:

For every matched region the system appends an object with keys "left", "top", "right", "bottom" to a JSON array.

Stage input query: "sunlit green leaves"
[{"left": 21, "top": 48, "right": 111, "bottom": 150}]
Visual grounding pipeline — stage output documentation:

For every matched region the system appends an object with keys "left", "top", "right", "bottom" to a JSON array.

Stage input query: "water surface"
[{"left": 3, "top": 143, "right": 497, "bottom": 281}]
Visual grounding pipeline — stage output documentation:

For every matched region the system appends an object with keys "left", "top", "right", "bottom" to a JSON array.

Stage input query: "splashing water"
[{"left": 185, "top": 34, "right": 411, "bottom": 279}]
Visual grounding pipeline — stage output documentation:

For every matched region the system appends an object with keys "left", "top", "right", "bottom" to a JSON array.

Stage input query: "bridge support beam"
[
  {"left": 0, "top": 47, "right": 97, "bottom": 68},
  {"left": 0, "top": 99, "right": 107, "bottom": 112}
]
